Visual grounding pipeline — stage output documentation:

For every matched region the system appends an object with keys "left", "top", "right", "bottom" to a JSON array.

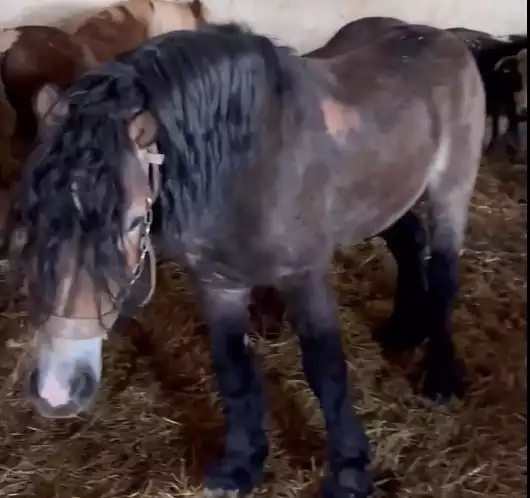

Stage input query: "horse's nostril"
[{"left": 69, "top": 369, "right": 97, "bottom": 403}]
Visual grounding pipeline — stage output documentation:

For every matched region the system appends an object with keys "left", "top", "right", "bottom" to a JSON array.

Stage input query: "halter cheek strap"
[
  {"left": 133, "top": 143, "right": 164, "bottom": 308},
  {"left": 139, "top": 143, "right": 164, "bottom": 200},
  {"left": 64, "top": 145, "right": 165, "bottom": 322}
]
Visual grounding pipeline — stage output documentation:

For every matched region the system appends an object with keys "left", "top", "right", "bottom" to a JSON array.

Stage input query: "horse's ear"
[
  {"left": 128, "top": 111, "right": 157, "bottom": 148},
  {"left": 33, "top": 84, "right": 67, "bottom": 122}
]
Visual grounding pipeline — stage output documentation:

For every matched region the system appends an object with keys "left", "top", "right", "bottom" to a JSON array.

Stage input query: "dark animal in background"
[
  {"left": 11, "top": 18, "right": 485, "bottom": 497},
  {"left": 448, "top": 28, "right": 527, "bottom": 162}
]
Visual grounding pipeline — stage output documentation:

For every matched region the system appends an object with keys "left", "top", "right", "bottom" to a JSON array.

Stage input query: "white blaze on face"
[{"left": 36, "top": 332, "right": 104, "bottom": 408}]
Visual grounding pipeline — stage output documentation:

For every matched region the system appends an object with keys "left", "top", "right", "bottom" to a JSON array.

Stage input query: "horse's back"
[
  {"left": 324, "top": 20, "right": 482, "bottom": 106},
  {"left": 304, "top": 17, "right": 407, "bottom": 59}
]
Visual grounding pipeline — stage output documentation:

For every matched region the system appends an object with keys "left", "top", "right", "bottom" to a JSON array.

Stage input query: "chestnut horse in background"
[
  {"left": 0, "top": 0, "right": 204, "bottom": 273},
  {"left": 0, "top": 0, "right": 204, "bottom": 168}
]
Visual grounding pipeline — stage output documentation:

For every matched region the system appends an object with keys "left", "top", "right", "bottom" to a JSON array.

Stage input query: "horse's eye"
[{"left": 127, "top": 216, "right": 144, "bottom": 232}]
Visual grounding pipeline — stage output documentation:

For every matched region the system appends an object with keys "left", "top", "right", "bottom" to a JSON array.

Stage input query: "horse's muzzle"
[{"left": 26, "top": 364, "right": 99, "bottom": 418}]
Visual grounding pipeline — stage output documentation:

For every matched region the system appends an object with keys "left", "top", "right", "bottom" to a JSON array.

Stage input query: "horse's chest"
[{"left": 179, "top": 216, "right": 324, "bottom": 285}]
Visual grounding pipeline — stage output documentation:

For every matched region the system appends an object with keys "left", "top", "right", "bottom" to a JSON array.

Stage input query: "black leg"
[
  {"left": 282, "top": 272, "right": 371, "bottom": 498},
  {"left": 486, "top": 110, "right": 499, "bottom": 154},
  {"left": 505, "top": 104, "right": 521, "bottom": 162},
  {"left": 420, "top": 186, "right": 470, "bottom": 401},
  {"left": 199, "top": 283, "right": 268, "bottom": 495},
  {"left": 375, "top": 210, "right": 429, "bottom": 352},
  {"left": 421, "top": 250, "right": 466, "bottom": 400}
]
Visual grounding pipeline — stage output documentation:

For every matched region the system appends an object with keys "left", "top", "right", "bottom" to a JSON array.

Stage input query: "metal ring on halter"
[{"left": 137, "top": 233, "right": 157, "bottom": 307}]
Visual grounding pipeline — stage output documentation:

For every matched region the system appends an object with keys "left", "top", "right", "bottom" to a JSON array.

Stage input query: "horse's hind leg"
[
  {"left": 282, "top": 270, "right": 372, "bottom": 498},
  {"left": 420, "top": 150, "right": 480, "bottom": 401},
  {"left": 374, "top": 210, "right": 429, "bottom": 352}
]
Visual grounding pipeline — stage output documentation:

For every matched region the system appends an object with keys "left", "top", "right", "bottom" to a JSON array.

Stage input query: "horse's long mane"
[{"left": 14, "top": 23, "right": 297, "bottom": 322}]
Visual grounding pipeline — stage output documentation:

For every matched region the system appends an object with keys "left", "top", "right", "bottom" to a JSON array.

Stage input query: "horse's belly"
[
  {"left": 326, "top": 138, "right": 441, "bottom": 245},
  {"left": 331, "top": 176, "right": 427, "bottom": 246}
]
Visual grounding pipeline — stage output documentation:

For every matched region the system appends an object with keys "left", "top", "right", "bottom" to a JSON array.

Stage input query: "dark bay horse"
[{"left": 11, "top": 18, "right": 485, "bottom": 497}]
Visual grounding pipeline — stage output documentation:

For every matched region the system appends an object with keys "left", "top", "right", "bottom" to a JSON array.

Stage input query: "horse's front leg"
[
  {"left": 199, "top": 281, "right": 268, "bottom": 496},
  {"left": 282, "top": 271, "right": 372, "bottom": 498}
]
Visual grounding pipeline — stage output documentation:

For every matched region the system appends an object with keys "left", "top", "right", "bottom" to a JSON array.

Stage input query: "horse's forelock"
[{"left": 17, "top": 71, "right": 142, "bottom": 323}]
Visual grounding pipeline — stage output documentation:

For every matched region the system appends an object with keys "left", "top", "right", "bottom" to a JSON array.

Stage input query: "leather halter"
[{"left": 125, "top": 143, "right": 164, "bottom": 307}]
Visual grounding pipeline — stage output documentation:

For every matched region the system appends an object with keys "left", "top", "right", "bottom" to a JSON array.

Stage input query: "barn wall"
[{"left": 1, "top": 0, "right": 528, "bottom": 53}]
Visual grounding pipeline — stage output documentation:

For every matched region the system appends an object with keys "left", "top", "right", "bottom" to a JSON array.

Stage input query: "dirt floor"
[{"left": 0, "top": 152, "right": 527, "bottom": 497}]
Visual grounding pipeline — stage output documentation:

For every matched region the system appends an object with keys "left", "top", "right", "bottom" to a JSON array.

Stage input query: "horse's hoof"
[
  {"left": 373, "top": 313, "right": 426, "bottom": 354},
  {"left": 421, "top": 358, "right": 467, "bottom": 402},
  {"left": 203, "top": 459, "right": 263, "bottom": 497},
  {"left": 321, "top": 467, "right": 373, "bottom": 498}
]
